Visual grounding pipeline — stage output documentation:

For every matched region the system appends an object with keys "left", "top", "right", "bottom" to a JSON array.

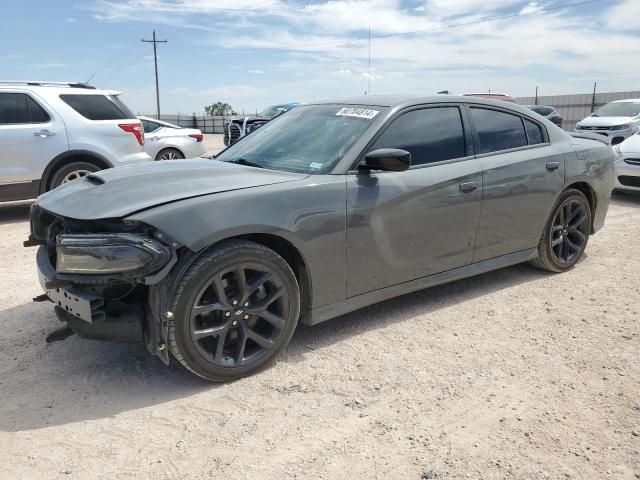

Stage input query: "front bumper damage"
[{"left": 29, "top": 205, "right": 181, "bottom": 364}]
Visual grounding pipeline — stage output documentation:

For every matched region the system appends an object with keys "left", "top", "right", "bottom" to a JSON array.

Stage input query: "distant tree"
[{"left": 204, "top": 102, "right": 235, "bottom": 116}]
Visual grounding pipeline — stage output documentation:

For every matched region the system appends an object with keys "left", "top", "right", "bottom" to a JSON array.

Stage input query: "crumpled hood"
[
  {"left": 36, "top": 159, "right": 307, "bottom": 220},
  {"left": 578, "top": 116, "right": 635, "bottom": 127}
]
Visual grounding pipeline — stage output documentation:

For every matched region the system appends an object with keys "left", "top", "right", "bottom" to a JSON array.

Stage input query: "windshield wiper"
[{"left": 226, "top": 158, "right": 265, "bottom": 169}]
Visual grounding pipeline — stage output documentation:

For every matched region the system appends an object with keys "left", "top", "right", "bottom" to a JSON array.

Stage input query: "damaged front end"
[{"left": 26, "top": 203, "right": 181, "bottom": 364}]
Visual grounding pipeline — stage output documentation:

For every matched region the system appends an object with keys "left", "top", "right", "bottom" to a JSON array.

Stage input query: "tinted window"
[
  {"left": 471, "top": 108, "right": 527, "bottom": 154},
  {"left": 0, "top": 93, "right": 30, "bottom": 124},
  {"left": 371, "top": 107, "right": 465, "bottom": 166},
  {"left": 27, "top": 96, "right": 50, "bottom": 123},
  {"left": 525, "top": 119, "right": 544, "bottom": 145},
  {"left": 60, "top": 94, "right": 135, "bottom": 120},
  {"left": 141, "top": 119, "right": 161, "bottom": 133},
  {"left": 0, "top": 93, "right": 50, "bottom": 124}
]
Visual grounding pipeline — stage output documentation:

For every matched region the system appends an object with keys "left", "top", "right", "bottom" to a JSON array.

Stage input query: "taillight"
[
  {"left": 189, "top": 133, "right": 203, "bottom": 142},
  {"left": 119, "top": 122, "right": 145, "bottom": 146}
]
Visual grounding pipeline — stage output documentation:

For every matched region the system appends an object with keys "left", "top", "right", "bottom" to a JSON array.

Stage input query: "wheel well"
[
  {"left": 234, "top": 233, "right": 313, "bottom": 315},
  {"left": 41, "top": 151, "right": 111, "bottom": 193},
  {"left": 566, "top": 182, "right": 597, "bottom": 231}
]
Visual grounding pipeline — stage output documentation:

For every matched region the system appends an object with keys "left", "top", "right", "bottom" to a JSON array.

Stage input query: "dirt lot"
[{"left": 0, "top": 190, "right": 639, "bottom": 480}]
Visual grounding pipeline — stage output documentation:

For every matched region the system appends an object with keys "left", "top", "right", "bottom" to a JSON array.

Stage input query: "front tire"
[
  {"left": 168, "top": 240, "right": 300, "bottom": 381},
  {"left": 49, "top": 161, "right": 100, "bottom": 190},
  {"left": 530, "top": 188, "right": 592, "bottom": 272}
]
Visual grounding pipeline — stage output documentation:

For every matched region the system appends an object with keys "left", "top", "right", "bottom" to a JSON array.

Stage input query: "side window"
[
  {"left": 524, "top": 119, "right": 544, "bottom": 145},
  {"left": 26, "top": 96, "right": 50, "bottom": 123},
  {"left": 371, "top": 107, "right": 466, "bottom": 166},
  {"left": 59, "top": 94, "right": 132, "bottom": 120},
  {"left": 0, "top": 93, "right": 30, "bottom": 124},
  {"left": 470, "top": 108, "right": 528, "bottom": 154}
]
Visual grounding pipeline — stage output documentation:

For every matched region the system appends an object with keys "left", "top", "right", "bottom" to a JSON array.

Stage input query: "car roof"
[
  {"left": 0, "top": 81, "right": 119, "bottom": 95},
  {"left": 313, "top": 94, "right": 527, "bottom": 111},
  {"left": 611, "top": 98, "right": 640, "bottom": 103}
]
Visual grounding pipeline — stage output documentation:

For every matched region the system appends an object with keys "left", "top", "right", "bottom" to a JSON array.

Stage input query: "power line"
[{"left": 84, "top": 40, "right": 141, "bottom": 84}]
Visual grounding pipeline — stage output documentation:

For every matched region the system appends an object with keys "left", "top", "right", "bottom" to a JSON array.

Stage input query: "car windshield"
[
  {"left": 216, "top": 104, "right": 386, "bottom": 174},
  {"left": 258, "top": 105, "right": 290, "bottom": 118},
  {"left": 595, "top": 102, "right": 640, "bottom": 117}
]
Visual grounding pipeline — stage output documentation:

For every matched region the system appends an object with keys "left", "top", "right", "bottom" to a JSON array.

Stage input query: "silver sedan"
[{"left": 139, "top": 116, "right": 206, "bottom": 160}]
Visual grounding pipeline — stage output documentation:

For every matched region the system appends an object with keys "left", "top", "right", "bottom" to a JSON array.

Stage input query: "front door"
[
  {"left": 0, "top": 91, "right": 68, "bottom": 184},
  {"left": 346, "top": 105, "right": 483, "bottom": 297}
]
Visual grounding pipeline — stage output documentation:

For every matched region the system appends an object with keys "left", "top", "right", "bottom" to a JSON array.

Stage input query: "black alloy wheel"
[
  {"left": 168, "top": 240, "right": 300, "bottom": 381},
  {"left": 530, "top": 188, "right": 592, "bottom": 272},
  {"left": 189, "top": 262, "right": 289, "bottom": 368},
  {"left": 549, "top": 198, "right": 589, "bottom": 265}
]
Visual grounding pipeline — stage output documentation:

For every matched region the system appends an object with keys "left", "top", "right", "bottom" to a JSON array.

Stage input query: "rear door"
[
  {"left": 0, "top": 91, "right": 68, "bottom": 183},
  {"left": 469, "top": 106, "right": 565, "bottom": 262},
  {"left": 346, "top": 104, "right": 483, "bottom": 297}
]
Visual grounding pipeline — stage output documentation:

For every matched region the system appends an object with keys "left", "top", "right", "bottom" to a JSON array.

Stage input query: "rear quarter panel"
[
  {"left": 565, "top": 138, "right": 615, "bottom": 232},
  {"left": 128, "top": 176, "right": 348, "bottom": 309}
]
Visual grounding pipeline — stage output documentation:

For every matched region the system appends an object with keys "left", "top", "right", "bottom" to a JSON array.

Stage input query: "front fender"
[{"left": 127, "top": 176, "right": 348, "bottom": 309}]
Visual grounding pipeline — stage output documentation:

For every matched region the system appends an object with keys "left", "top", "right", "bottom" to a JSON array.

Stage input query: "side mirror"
[{"left": 361, "top": 148, "right": 411, "bottom": 172}]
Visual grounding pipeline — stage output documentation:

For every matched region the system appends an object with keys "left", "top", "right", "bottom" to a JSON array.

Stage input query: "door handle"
[
  {"left": 459, "top": 181, "right": 479, "bottom": 193},
  {"left": 34, "top": 129, "right": 56, "bottom": 138},
  {"left": 546, "top": 161, "right": 560, "bottom": 171},
  {"left": 149, "top": 136, "right": 160, "bottom": 141}
]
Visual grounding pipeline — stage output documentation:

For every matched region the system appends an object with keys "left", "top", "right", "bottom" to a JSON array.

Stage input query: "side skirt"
[
  {"left": 303, "top": 248, "right": 538, "bottom": 326},
  {"left": 0, "top": 180, "right": 40, "bottom": 202}
]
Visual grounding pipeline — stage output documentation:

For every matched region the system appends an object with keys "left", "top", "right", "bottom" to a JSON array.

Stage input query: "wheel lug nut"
[
  {"left": 244, "top": 314, "right": 249, "bottom": 320},
  {"left": 232, "top": 300, "right": 238, "bottom": 306},
  {"left": 232, "top": 320, "right": 238, "bottom": 326},
  {"left": 243, "top": 302, "right": 249, "bottom": 307},
  {"left": 225, "top": 312, "right": 231, "bottom": 317}
]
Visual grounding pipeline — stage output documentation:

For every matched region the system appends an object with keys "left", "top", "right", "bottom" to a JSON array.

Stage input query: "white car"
[
  {"left": 575, "top": 99, "right": 640, "bottom": 145},
  {"left": 613, "top": 133, "right": 640, "bottom": 192},
  {"left": 0, "top": 81, "right": 151, "bottom": 202},
  {"left": 139, "top": 116, "right": 206, "bottom": 160}
]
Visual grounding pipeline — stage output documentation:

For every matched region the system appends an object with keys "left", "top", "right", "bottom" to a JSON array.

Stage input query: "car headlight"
[
  {"left": 56, "top": 233, "right": 171, "bottom": 276},
  {"left": 611, "top": 123, "right": 632, "bottom": 131},
  {"left": 575, "top": 124, "right": 583, "bottom": 130}
]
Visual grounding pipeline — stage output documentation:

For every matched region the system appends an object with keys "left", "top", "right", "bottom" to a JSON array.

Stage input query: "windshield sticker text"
[{"left": 336, "top": 107, "right": 379, "bottom": 120}]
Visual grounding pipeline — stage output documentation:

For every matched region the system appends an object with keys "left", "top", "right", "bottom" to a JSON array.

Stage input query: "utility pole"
[
  {"left": 141, "top": 30, "right": 167, "bottom": 119},
  {"left": 591, "top": 81, "right": 597, "bottom": 113},
  {"left": 534, "top": 86, "right": 539, "bottom": 105}
]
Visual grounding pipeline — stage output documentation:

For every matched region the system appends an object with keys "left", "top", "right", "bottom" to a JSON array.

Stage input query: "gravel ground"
[{"left": 0, "top": 190, "right": 639, "bottom": 480}]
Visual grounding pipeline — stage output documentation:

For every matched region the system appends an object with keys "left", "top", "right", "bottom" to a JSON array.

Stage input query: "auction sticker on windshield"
[{"left": 336, "top": 107, "right": 379, "bottom": 120}]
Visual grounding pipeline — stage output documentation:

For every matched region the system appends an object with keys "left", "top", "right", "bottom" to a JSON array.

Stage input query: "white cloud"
[
  {"left": 84, "top": 0, "right": 640, "bottom": 112},
  {"left": 67, "top": 17, "right": 77, "bottom": 23},
  {"left": 248, "top": 69, "right": 265, "bottom": 74}
]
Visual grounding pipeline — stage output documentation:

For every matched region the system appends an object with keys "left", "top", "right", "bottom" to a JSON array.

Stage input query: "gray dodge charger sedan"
[{"left": 26, "top": 95, "right": 615, "bottom": 381}]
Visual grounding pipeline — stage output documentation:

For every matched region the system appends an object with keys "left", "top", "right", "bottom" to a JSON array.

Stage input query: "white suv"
[{"left": 0, "top": 81, "right": 151, "bottom": 202}]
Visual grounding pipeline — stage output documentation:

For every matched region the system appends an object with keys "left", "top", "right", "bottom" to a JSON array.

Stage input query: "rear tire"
[
  {"left": 530, "top": 188, "right": 592, "bottom": 272},
  {"left": 155, "top": 148, "right": 184, "bottom": 160},
  {"left": 48, "top": 161, "right": 100, "bottom": 190},
  {"left": 167, "top": 240, "right": 300, "bottom": 381}
]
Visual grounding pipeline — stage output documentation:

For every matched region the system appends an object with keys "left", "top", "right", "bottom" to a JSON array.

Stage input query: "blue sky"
[{"left": 1, "top": 0, "right": 639, "bottom": 114}]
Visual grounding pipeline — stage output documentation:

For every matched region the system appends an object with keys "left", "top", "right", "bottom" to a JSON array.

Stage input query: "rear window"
[
  {"left": 60, "top": 94, "right": 135, "bottom": 120},
  {"left": 471, "top": 107, "right": 528, "bottom": 154}
]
